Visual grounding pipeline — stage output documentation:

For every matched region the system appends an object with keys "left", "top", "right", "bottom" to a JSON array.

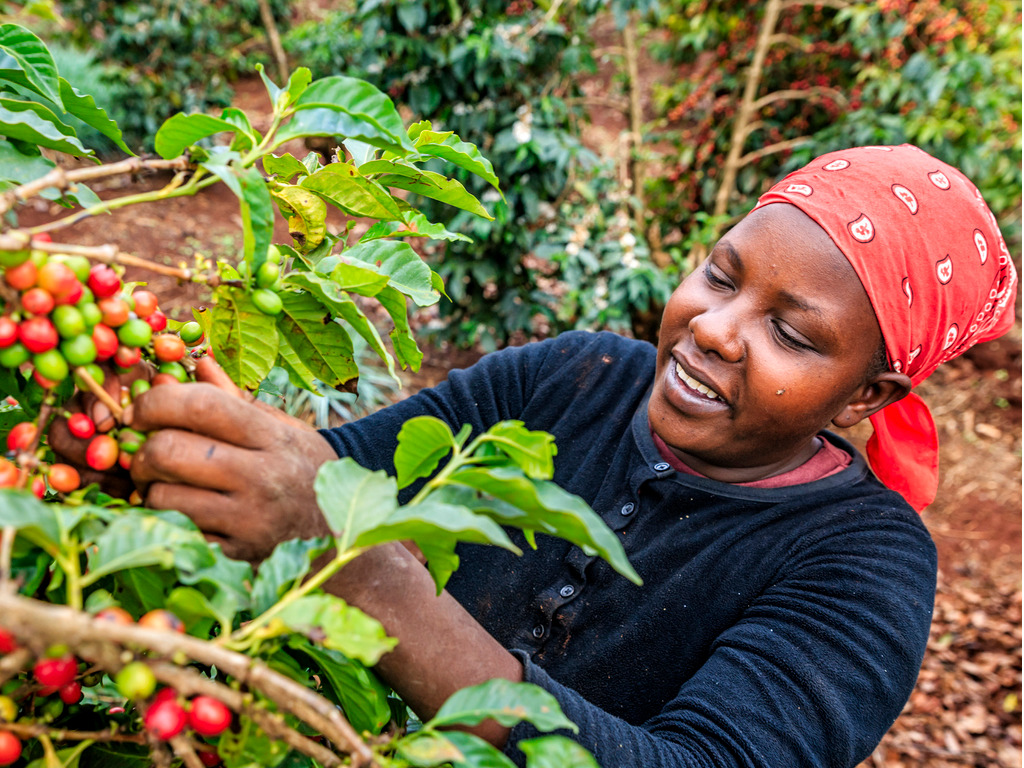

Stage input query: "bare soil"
[{"left": 15, "top": 42, "right": 1022, "bottom": 767}]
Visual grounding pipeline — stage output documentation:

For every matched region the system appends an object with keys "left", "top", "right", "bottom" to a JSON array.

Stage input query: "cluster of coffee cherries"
[
  {"left": 0, "top": 608, "right": 230, "bottom": 766},
  {"left": 0, "top": 237, "right": 212, "bottom": 497}
]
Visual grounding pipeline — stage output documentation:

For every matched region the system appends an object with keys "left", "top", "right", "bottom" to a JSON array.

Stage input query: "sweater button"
[
  {"left": 620, "top": 502, "right": 635, "bottom": 516},
  {"left": 559, "top": 585, "right": 575, "bottom": 598},
  {"left": 532, "top": 625, "right": 545, "bottom": 638},
  {"left": 653, "top": 462, "right": 671, "bottom": 471}
]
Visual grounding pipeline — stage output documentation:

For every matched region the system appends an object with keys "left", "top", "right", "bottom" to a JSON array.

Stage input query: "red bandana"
[{"left": 754, "top": 145, "right": 1018, "bottom": 512}]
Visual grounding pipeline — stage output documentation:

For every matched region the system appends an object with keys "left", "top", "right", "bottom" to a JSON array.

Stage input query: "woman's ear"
[{"left": 831, "top": 372, "right": 913, "bottom": 428}]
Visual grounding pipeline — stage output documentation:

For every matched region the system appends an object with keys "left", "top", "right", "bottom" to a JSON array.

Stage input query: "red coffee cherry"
[
  {"left": 54, "top": 279, "right": 84, "bottom": 306},
  {"left": 131, "top": 290, "right": 159, "bottom": 318},
  {"left": 4, "top": 260, "right": 37, "bottom": 291},
  {"left": 37, "top": 261, "right": 77, "bottom": 300},
  {"left": 197, "top": 747, "right": 222, "bottom": 767},
  {"left": 6, "top": 421, "right": 36, "bottom": 452},
  {"left": 87, "top": 265, "right": 121, "bottom": 299},
  {"left": 138, "top": 610, "right": 185, "bottom": 633},
  {"left": 18, "top": 317, "right": 58, "bottom": 353},
  {"left": 188, "top": 696, "right": 232, "bottom": 737},
  {"left": 0, "top": 629, "right": 17, "bottom": 654},
  {"left": 30, "top": 475, "right": 46, "bottom": 498},
  {"left": 0, "top": 318, "right": 17, "bottom": 348},
  {"left": 58, "top": 681, "right": 83, "bottom": 705},
  {"left": 0, "top": 731, "right": 21, "bottom": 766},
  {"left": 144, "top": 698, "right": 187, "bottom": 740},
  {"left": 113, "top": 345, "right": 141, "bottom": 368},
  {"left": 0, "top": 459, "right": 19, "bottom": 488},
  {"left": 94, "top": 606, "right": 134, "bottom": 624},
  {"left": 152, "top": 334, "right": 186, "bottom": 362},
  {"left": 144, "top": 309, "right": 168, "bottom": 332},
  {"left": 92, "top": 323, "right": 119, "bottom": 360},
  {"left": 67, "top": 413, "right": 96, "bottom": 439},
  {"left": 21, "top": 287, "right": 54, "bottom": 316},
  {"left": 33, "top": 654, "right": 77, "bottom": 688},
  {"left": 48, "top": 463, "right": 80, "bottom": 493},
  {"left": 98, "top": 297, "right": 129, "bottom": 328},
  {"left": 85, "top": 434, "right": 119, "bottom": 471}
]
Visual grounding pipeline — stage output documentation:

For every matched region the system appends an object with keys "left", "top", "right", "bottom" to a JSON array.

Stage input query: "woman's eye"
[
  {"left": 703, "top": 263, "right": 731, "bottom": 288},
  {"left": 772, "top": 321, "right": 813, "bottom": 351}
]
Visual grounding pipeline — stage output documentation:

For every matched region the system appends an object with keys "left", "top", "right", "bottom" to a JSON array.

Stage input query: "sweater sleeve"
[{"left": 504, "top": 506, "right": 937, "bottom": 768}]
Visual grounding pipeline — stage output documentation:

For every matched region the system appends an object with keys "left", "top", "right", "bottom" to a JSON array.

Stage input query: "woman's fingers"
[
  {"left": 128, "top": 381, "right": 281, "bottom": 450},
  {"left": 131, "top": 428, "right": 254, "bottom": 494}
]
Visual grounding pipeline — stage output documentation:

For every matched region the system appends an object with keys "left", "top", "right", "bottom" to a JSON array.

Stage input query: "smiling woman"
[
  {"left": 74, "top": 145, "right": 1017, "bottom": 768},
  {"left": 648, "top": 203, "right": 910, "bottom": 483}
]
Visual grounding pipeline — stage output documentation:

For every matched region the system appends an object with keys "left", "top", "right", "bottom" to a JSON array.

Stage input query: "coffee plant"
[
  {"left": 283, "top": 0, "right": 662, "bottom": 349},
  {"left": 646, "top": 0, "right": 1021, "bottom": 257},
  {"left": 0, "top": 24, "right": 640, "bottom": 767}
]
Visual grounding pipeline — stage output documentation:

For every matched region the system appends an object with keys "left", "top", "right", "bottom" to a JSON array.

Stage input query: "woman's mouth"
[{"left": 675, "top": 362, "right": 723, "bottom": 401}]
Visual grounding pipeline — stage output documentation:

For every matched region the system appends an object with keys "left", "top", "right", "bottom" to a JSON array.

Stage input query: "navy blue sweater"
[{"left": 320, "top": 331, "right": 938, "bottom": 768}]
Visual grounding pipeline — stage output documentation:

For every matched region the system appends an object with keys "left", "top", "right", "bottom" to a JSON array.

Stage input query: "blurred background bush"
[{"left": 17, "top": 0, "right": 1023, "bottom": 349}]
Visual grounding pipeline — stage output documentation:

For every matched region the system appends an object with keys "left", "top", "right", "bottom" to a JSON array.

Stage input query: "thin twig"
[
  {"left": 0, "top": 526, "right": 15, "bottom": 594},
  {"left": 168, "top": 733, "right": 206, "bottom": 768},
  {"left": 74, "top": 367, "right": 124, "bottom": 423},
  {"left": 523, "top": 0, "right": 566, "bottom": 41},
  {"left": 0, "top": 156, "right": 192, "bottom": 216},
  {"left": 0, "top": 648, "right": 31, "bottom": 688},
  {"left": 256, "top": 0, "right": 289, "bottom": 84},
  {"left": 0, "top": 721, "right": 146, "bottom": 745}
]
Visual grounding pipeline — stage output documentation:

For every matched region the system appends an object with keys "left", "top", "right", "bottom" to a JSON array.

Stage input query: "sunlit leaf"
[
  {"left": 0, "top": 23, "right": 60, "bottom": 104},
  {"left": 412, "top": 127, "right": 503, "bottom": 196},
  {"left": 428, "top": 679, "right": 577, "bottom": 732},
  {"left": 314, "top": 457, "right": 398, "bottom": 552},
  {"left": 209, "top": 286, "right": 280, "bottom": 391},
  {"left": 271, "top": 185, "right": 327, "bottom": 252},
  {"left": 86, "top": 514, "right": 215, "bottom": 585},
  {"left": 301, "top": 162, "right": 403, "bottom": 221},
  {"left": 393, "top": 416, "right": 457, "bottom": 489},
  {"left": 277, "top": 594, "right": 396, "bottom": 665},
  {"left": 361, "top": 159, "right": 493, "bottom": 219},
  {"left": 276, "top": 291, "right": 359, "bottom": 390},
  {"left": 342, "top": 239, "right": 439, "bottom": 306},
  {"left": 397, "top": 732, "right": 464, "bottom": 767},
  {"left": 154, "top": 112, "right": 247, "bottom": 159},
  {"left": 518, "top": 735, "right": 600, "bottom": 768},
  {"left": 58, "top": 77, "right": 132, "bottom": 155}
]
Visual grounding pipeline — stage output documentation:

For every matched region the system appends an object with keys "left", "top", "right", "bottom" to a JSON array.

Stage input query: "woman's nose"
[{"left": 689, "top": 305, "right": 745, "bottom": 363}]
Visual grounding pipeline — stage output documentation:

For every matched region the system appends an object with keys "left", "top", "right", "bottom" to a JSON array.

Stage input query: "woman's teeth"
[{"left": 676, "top": 362, "right": 720, "bottom": 401}]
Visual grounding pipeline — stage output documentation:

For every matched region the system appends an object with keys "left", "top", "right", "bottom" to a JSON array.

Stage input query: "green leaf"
[
  {"left": 282, "top": 67, "right": 313, "bottom": 108},
  {"left": 263, "top": 152, "right": 311, "bottom": 182},
  {"left": 270, "top": 184, "right": 327, "bottom": 252},
  {"left": 412, "top": 128, "right": 502, "bottom": 195},
  {"left": 313, "top": 457, "right": 398, "bottom": 552},
  {"left": 284, "top": 272, "right": 397, "bottom": 382},
  {"left": 478, "top": 421, "right": 557, "bottom": 480},
  {"left": 276, "top": 334, "right": 320, "bottom": 391},
  {"left": 352, "top": 498, "right": 520, "bottom": 592},
  {"left": 0, "top": 489, "right": 61, "bottom": 547},
  {"left": 342, "top": 240, "right": 439, "bottom": 306},
  {"left": 359, "top": 213, "right": 472, "bottom": 244},
  {"left": 394, "top": 416, "right": 458, "bottom": 489},
  {"left": 447, "top": 467, "right": 642, "bottom": 586},
  {"left": 277, "top": 75, "right": 414, "bottom": 153},
  {"left": 519, "top": 736, "right": 600, "bottom": 768},
  {"left": 237, "top": 165, "right": 275, "bottom": 268},
  {"left": 397, "top": 732, "right": 464, "bottom": 767},
  {"left": 275, "top": 291, "right": 359, "bottom": 390},
  {"left": 444, "top": 731, "right": 518, "bottom": 768},
  {"left": 289, "top": 639, "right": 392, "bottom": 735},
  {"left": 312, "top": 258, "right": 390, "bottom": 298},
  {"left": 219, "top": 107, "right": 258, "bottom": 151},
  {"left": 0, "top": 23, "right": 60, "bottom": 104},
  {"left": 251, "top": 537, "right": 329, "bottom": 615},
  {"left": 58, "top": 78, "right": 133, "bottom": 155},
  {"left": 361, "top": 159, "right": 493, "bottom": 220},
  {"left": 154, "top": 112, "right": 248, "bottom": 159},
  {"left": 427, "top": 679, "right": 577, "bottom": 732},
  {"left": 85, "top": 514, "right": 215, "bottom": 585},
  {"left": 0, "top": 98, "right": 92, "bottom": 157},
  {"left": 164, "top": 586, "right": 219, "bottom": 636},
  {"left": 277, "top": 594, "right": 397, "bottom": 665},
  {"left": 301, "top": 162, "right": 404, "bottom": 221},
  {"left": 256, "top": 63, "right": 282, "bottom": 108},
  {"left": 376, "top": 284, "right": 422, "bottom": 371},
  {"left": 79, "top": 741, "right": 150, "bottom": 768},
  {"left": 177, "top": 546, "right": 253, "bottom": 629},
  {"left": 209, "top": 286, "right": 280, "bottom": 391},
  {"left": 0, "top": 138, "right": 53, "bottom": 184}
]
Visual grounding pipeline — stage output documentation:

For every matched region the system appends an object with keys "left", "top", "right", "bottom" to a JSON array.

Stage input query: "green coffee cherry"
[
  {"left": 32, "top": 349, "right": 68, "bottom": 382},
  {"left": 266, "top": 244, "right": 283, "bottom": 264},
  {"left": 115, "top": 661, "right": 156, "bottom": 701},
  {"left": 130, "top": 379, "right": 151, "bottom": 399},
  {"left": 158, "top": 361, "right": 188, "bottom": 383},
  {"left": 117, "top": 318, "right": 153, "bottom": 348},
  {"left": 60, "top": 335, "right": 97, "bottom": 367},
  {"left": 78, "top": 302, "right": 102, "bottom": 328},
  {"left": 178, "top": 321, "right": 204, "bottom": 345},
  {"left": 117, "top": 428, "right": 147, "bottom": 454},
  {"left": 0, "top": 249, "right": 30, "bottom": 267},
  {"left": 53, "top": 305, "right": 86, "bottom": 339},
  {"left": 252, "top": 288, "right": 283, "bottom": 316},
  {"left": 255, "top": 261, "right": 280, "bottom": 289},
  {"left": 0, "top": 343, "right": 29, "bottom": 369},
  {"left": 55, "top": 255, "right": 91, "bottom": 284}
]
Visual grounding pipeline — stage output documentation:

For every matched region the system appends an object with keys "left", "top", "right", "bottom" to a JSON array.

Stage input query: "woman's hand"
[{"left": 126, "top": 357, "right": 340, "bottom": 562}]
